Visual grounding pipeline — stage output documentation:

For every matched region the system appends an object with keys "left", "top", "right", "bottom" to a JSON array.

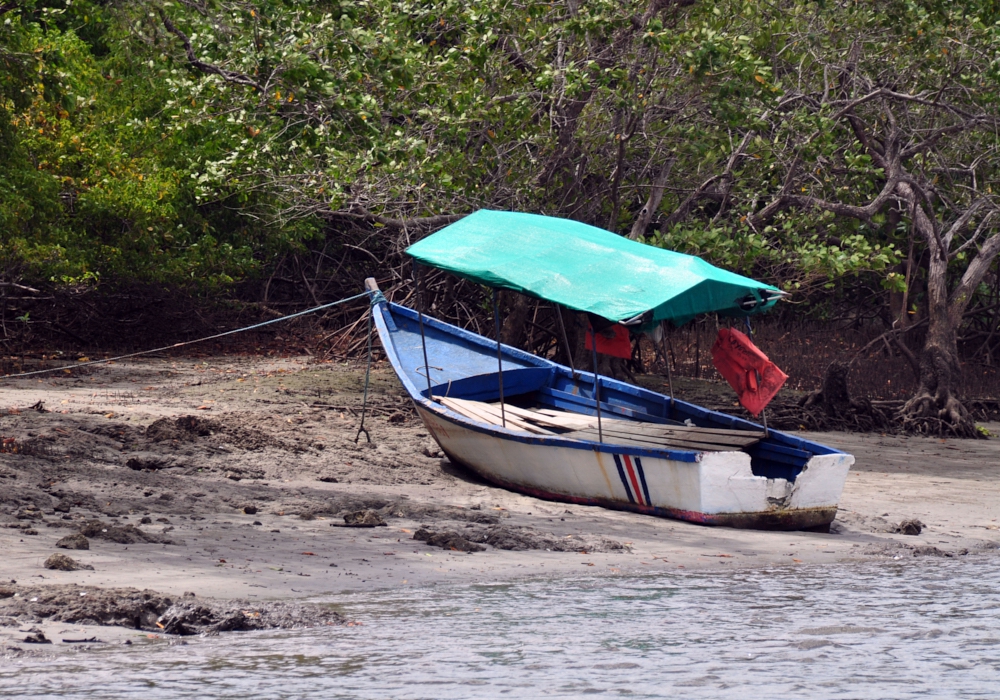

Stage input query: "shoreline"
[{"left": 1, "top": 356, "right": 998, "bottom": 651}]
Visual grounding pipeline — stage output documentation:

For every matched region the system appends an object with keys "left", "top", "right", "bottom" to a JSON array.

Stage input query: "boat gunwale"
[{"left": 370, "top": 296, "right": 847, "bottom": 462}]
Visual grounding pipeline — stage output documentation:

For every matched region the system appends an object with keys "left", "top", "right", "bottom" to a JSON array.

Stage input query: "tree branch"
[
  {"left": 949, "top": 225, "right": 1000, "bottom": 319},
  {"left": 748, "top": 150, "right": 804, "bottom": 226},
  {"left": 659, "top": 175, "right": 723, "bottom": 230},
  {"left": 943, "top": 197, "right": 988, "bottom": 249},
  {"left": 831, "top": 87, "right": 981, "bottom": 122},
  {"left": 629, "top": 157, "right": 674, "bottom": 239},
  {"left": 331, "top": 207, "right": 464, "bottom": 230},
  {"left": 158, "top": 10, "right": 263, "bottom": 90},
  {"left": 951, "top": 210, "right": 996, "bottom": 259},
  {"left": 751, "top": 162, "right": 900, "bottom": 229},
  {"left": 901, "top": 119, "right": 986, "bottom": 159}
]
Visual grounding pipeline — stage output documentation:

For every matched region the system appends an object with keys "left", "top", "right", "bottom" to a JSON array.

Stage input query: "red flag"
[
  {"left": 711, "top": 328, "right": 787, "bottom": 416},
  {"left": 585, "top": 323, "right": 632, "bottom": 359}
]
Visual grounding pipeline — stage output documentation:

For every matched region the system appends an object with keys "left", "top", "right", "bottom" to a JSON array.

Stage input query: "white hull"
[
  {"left": 418, "top": 405, "right": 853, "bottom": 529},
  {"left": 364, "top": 286, "right": 855, "bottom": 531}
]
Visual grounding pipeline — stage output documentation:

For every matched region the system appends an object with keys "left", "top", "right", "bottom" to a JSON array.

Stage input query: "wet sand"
[{"left": 1, "top": 356, "right": 998, "bottom": 649}]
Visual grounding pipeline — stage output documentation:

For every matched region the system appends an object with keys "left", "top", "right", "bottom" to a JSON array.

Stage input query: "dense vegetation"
[{"left": 3, "top": 0, "right": 1000, "bottom": 433}]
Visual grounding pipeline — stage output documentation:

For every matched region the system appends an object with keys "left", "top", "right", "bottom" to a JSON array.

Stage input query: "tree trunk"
[
  {"left": 899, "top": 314, "right": 977, "bottom": 437},
  {"left": 499, "top": 291, "right": 533, "bottom": 348},
  {"left": 894, "top": 183, "right": 980, "bottom": 437}
]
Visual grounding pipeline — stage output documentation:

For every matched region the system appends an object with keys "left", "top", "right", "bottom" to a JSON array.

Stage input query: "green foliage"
[
  {"left": 0, "top": 0, "right": 997, "bottom": 311},
  {"left": 0, "top": 0, "right": 300, "bottom": 288}
]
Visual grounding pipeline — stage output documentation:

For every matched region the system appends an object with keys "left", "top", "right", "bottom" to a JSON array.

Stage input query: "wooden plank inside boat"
[
  {"left": 437, "top": 397, "right": 555, "bottom": 435},
  {"left": 559, "top": 428, "right": 754, "bottom": 452},
  {"left": 437, "top": 397, "right": 761, "bottom": 451}
]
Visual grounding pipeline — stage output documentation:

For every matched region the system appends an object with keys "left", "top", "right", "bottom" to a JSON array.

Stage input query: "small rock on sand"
[
  {"left": 22, "top": 629, "right": 51, "bottom": 644},
  {"left": 343, "top": 510, "right": 386, "bottom": 527},
  {"left": 44, "top": 553, "right": 94, "bottom": 571},
  {"left": 896, "top": 519, "right": 924, "bottom": 536},
  {"left": 55, "top": 533, "right": 90, "bottom": 550}
]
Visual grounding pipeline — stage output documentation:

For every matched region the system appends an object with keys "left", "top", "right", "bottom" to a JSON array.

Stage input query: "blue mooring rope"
[{"left": 0, "top": 291, "right": 371, "bottom": 381}]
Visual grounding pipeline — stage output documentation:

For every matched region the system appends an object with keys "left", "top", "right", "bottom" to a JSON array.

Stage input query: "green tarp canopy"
[{"left": 406, "top": 210, "right": 782, "bottom": 325}]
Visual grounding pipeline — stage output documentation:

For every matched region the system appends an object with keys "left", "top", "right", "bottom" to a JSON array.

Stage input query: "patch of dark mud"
[
  {"left": 377, "top": 500, "right": 502, "bottom": 524},
  {"left": 145, "top": 416, "right": 219, "bottom": 441},
  {"left": 862, "top": 541, "right": 966, "bottom": 558},
  {"left": 285, "top": 496, "right": 503, "bottom": 525},
  {"left": 0, "top": 584, "right": 345, "bottom": 635},
  {"left": 78, "top": 520, "right": 179, "bottom": 545},
  {"left": 413, "top": 523, "right": 626, "bottom": 553},
  {"left": 146, "top": 415, "right": 295, "bottom": 453},
  {"left": 124, "top": 453, "right": 175, "bottom": 471},
  {"left": 413, "top": 527, "right": 485, "bottom": 552}
]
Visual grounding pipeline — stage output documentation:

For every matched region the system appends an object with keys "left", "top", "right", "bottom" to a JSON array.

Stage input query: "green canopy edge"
[{"left": 405, "top": 210, "right": 782, "bottom": 326}]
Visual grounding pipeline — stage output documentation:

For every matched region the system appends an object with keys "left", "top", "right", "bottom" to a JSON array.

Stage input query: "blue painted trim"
[
  {"left": 426, "top": 366, "right": 554, "bottom": 401},
  {"left": 635, "top": 456, "right": 652, "bottom": 505},
  {"left": 612, "top": 454, "right": 635, "bottom": 503},
  {"left": 536, "top": 386, "right": 673, "bottom": 424}
]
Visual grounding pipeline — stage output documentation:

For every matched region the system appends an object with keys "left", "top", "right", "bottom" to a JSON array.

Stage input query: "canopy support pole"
[
  {"left": 415, "top": 263, "right": 433, "bottom": 400},
  {"left": 492, "top": 288, "right": 506, "bottom": 428},
  {"left": 590, "top": 325, "right": 603, "bottom": 443},
  {"left": 660, "top": 321, "right": 674, "bottom": 419},
  {"left": 555, "top": 305, "right": 577, "bottom": 378}
]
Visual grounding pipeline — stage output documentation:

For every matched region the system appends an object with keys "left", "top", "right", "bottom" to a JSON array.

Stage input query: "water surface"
[{"left": 4, "top": 557, "right": 999, "bottom": 698}]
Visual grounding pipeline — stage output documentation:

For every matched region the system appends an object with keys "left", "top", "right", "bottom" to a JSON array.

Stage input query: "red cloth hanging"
[
  {"left": 711, "top": 327, "right": 788, "bottom": 417},
  {"left": 585, "top": 323, "right": 632, "bottom": 359}
]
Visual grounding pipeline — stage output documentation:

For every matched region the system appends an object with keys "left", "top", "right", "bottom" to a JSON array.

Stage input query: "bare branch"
[
  {"left": 629, "top": 157, "right": 674, "bottom": 239},
  {"left": 331, "top": 206, "right": 464, "bottom": 230},
  {"left": 831, "top": 87, "right": 981, "bottom": 122},
  {"left": 951, "top": 210, "right": 996, "bottom": 259},
  {"left": 943, "top": 198, "right": 989, "bottom": 248},
  {"left": 901, "top": 119, "right": 986, "bottom": 160},
  {"left": 0, "top": 282, "right": 41, "bottom": 293},
  {"left": 949, "top": 226, "right": 1000, "bottom": 319},
  {"left": 748, "top": 150, "right": 804, "bottom": 226},
  {"left": 659, "top": 175, "right": 723, "bottom": 231},
  {"left": 158, "top": 10, "right": 263, "bottom": 90}
]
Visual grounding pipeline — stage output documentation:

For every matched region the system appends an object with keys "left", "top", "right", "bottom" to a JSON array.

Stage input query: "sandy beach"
[{"left": 1, "top": 355, "right": 998, "bottom": 650}]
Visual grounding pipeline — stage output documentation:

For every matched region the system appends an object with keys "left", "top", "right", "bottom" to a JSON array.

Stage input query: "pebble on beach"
[
  {"left": 44, "top": 554, "right": 94, "bottom": 571},
  {"left": 55, "top": 533, "right": 90, "bottom": 551}
]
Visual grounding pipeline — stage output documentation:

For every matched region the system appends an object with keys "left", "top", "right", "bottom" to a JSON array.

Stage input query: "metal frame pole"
[
  {"left": 555, "top": 305, "right": 577, "bottom": 378},
  {"left": 415, "top": 263, "right": 433, "bottom": 400},
  {"left": 492, "top": 288, "right": 506, "bottom": 428},
  {"left": 660, "top": 321, "right": 674, "bottom": 419},
  {"left": 590, "top": 324, "right": 603, "bottom": 443}
]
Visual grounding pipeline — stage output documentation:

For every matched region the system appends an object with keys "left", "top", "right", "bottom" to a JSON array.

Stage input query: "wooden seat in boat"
[{"left": 436, "top": 397, "right": 765, "bottom": 451}]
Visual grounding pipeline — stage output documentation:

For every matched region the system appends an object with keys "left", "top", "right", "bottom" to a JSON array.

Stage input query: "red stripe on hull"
[
  {"left": 622, "top": 455, "right": 645, "bottom": 506},
  {"left": 441, "top": 450, "right": 837, "bottom": 532}
]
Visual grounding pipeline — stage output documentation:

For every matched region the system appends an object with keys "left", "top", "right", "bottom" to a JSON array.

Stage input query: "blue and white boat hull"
[{"left": 367, "top": 283, "right": 853, "bottom": 530}]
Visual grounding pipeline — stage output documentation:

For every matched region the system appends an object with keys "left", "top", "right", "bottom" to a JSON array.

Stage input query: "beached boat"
[{"left": 365, "top": 211, "right": 854, "bottom": 530}]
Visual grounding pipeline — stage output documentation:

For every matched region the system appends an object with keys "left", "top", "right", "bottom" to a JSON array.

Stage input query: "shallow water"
[{"left": 4, "top": 557, "right": 1000, "bottom": 699}]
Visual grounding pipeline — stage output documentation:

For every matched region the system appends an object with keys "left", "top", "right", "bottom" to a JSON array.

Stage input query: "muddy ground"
[{"left": 1, "top": 355, "right": 998, "bottom": 654}]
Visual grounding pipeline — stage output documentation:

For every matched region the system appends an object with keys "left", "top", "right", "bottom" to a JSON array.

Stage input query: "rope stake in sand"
[
  {"left": 0, "top": 291, "right": 370, "bottom": 382},
  {"left": 355, "top": 287, "right": 387, "bottom": 444}
]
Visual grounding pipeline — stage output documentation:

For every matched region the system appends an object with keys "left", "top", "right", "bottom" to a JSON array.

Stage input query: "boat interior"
[{"left": 380, "top": 302, "right": 837, "bottom": 483}]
